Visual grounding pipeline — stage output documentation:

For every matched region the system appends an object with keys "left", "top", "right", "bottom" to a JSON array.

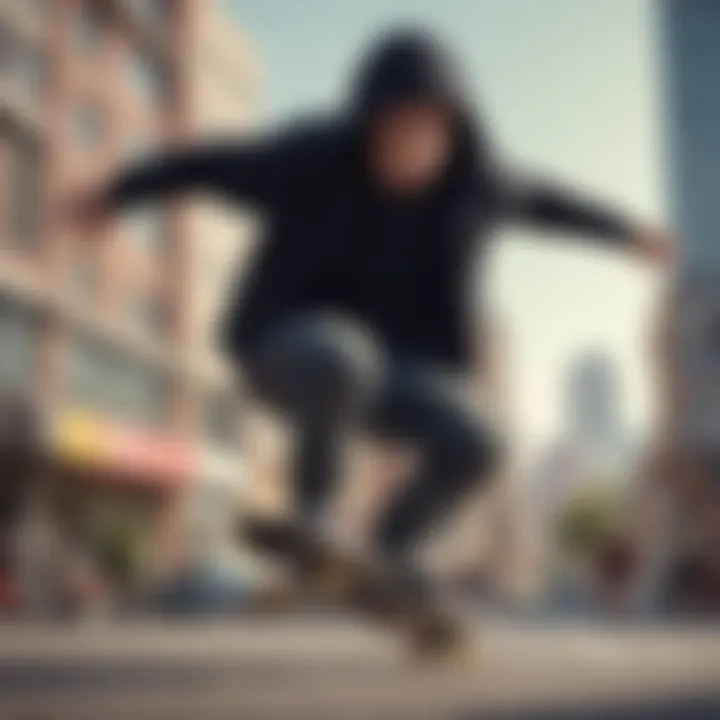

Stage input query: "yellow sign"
[{"left": 53, "top": 410, "right": 107, "bottom": 468}]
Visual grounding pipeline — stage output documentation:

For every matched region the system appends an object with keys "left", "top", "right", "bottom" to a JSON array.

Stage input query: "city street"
[{"left": 1, "top": 616, "right": 720, "bottom": 719}]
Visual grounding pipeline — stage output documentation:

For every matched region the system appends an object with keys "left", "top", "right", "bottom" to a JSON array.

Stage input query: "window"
[
  {"left": 0, "top": 20, "right": 15, "bottom": 75},
  {"left": 124, "top": 48, "right": 172, "bottom": 107},
  {"left": 0, "top": 27, "right": 46, "bottom": 100},
  {"left": 27, "top": 0, "right": 52, "bottom": 20},
  {"left": 72, "top": 103, "right": 103, "bottom": 149},
  {"left": 127, "top": 291, "right": 171, "bottom": 339},
  {"left": 18, "top": 44, "right": 46, "bottom": 99},
  {"left": 0, "top": 297, "right": 41, "bottom": 393},
  {"left": 123, "top": 206, "right": 168, "bottom": 256},
  {"left": 124, "top": 131, "right": 155, "bottom": 162},
  {"left": 67, "top": 255, "right": 97, "bottom": 299},
  {"left": 124, "top": 0, "right": 171, "bottom": 29},
  {"left": 74, "top": 4, "right": 103, "bottom": 54},
  {"left": 3, "top": 122, "right": 43, "bottom": 251},
  {"left": 66, "top": 334, "right": 171, "bottom": 428},
  {"left": 190, "top": 484, "right": 238, "bottom": 549},
  {"left": 202, "top": 390, "right": 239, "bottom": 450}
]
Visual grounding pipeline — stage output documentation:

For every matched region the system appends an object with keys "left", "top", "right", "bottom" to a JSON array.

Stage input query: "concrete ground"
[{"left": 1, "top": 616, "right": 720, "bottom": 719}]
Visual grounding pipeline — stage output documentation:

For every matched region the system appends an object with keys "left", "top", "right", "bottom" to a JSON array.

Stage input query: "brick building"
[{"left": 0, "top": 0, "right": 258, "bottom": 614}]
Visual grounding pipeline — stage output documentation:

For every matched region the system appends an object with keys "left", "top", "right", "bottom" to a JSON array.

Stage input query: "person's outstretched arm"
[
  {"left": 106, "top": 137, "right": 285, "bottom": 210},
  {"left": 497, "top": 168, "right": 675, "bottom": 267},
  {"left": 58, "top": 130, "right": 300, "bottom": 230}
]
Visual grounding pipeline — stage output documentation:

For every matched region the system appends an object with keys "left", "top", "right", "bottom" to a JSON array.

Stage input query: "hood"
[
  {"left": 351, "top": 29, "right": 468, "bottom": 120},
  {"left": 349, "top": 28, "right": 491, "bottom": 189}
]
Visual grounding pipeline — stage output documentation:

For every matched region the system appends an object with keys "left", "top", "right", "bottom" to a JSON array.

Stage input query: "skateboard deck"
[{"left": 245, "top": 516, "right": 469, "bottom": 660}]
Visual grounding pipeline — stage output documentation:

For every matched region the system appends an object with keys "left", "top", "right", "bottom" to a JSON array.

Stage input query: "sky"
[{"left": 224, "top": 0, "right": 665, "bottom": 464}]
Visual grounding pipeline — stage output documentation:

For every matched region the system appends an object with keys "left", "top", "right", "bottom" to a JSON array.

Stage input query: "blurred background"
[
  {"left": 4, "top": 2, "right": 720, "bottom": 717},
  {"left": 0, "top": 0, "right": 718, "bottom": 634}
]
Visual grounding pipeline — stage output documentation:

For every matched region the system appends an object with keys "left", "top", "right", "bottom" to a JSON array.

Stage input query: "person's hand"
[
  {"left": 632, "top": 225, "right": 676, "bottom": 268},
  {"left": 55, "top": 185, "right": 111, "bottom": 238}
]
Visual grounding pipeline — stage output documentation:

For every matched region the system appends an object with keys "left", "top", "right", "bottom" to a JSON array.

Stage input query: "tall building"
[
  {"left": 638, "top": 0, "right": 720, "bottom": 614},
  {"left": 660, "top": 0, "right": 720, "bottom": 482},
  {"left": 0, "top": 0, "right": 258, "bottom": 613},
  {"left": 528, "top": 351, "right": 633, "bottom": 593},
  {"left": 662, "top": 0, "right": 720, "bottom": 454},
  {"left": 533, "top": 351, "right": 629, "bottom": 517},
  {"left": 565, "top": 351, "right": 626, "bottom": 463},
  {"left": 664, "top": 0, "right": 720, "bottom": 269}
]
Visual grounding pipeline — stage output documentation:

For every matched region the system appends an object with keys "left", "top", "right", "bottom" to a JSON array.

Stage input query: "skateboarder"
[{"left": 60, "top": 29, "right": 673, "bottom": 596}]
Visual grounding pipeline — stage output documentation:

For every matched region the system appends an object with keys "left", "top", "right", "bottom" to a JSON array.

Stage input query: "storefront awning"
[{"left": 52, "top": 409, "right": 197, "bottom": 488}]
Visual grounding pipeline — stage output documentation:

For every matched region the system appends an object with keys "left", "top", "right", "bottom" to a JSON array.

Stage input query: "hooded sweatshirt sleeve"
[
  {"left": 496, "top": 167, "right": 635, "bottom": 245},
  {"left": 103, "top": 131, "right": 298, "bottom": 211}
]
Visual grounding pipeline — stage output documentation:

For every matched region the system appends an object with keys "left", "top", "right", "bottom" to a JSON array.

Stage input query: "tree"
[
  {"left": 555, "top": 481, "right": 626, "bottom": 563},
  {"left": 93, "top": 515, "right": 144, "bottom": 589}
]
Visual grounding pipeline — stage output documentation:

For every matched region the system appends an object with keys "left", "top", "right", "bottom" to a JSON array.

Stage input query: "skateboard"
[{"left": 244, "top": 516, "right": 470, "bottom": 662}]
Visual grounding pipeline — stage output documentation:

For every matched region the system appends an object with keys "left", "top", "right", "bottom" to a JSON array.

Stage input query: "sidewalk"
[{"left": 2, "top": 618, "right": 720, "bottom": 719}]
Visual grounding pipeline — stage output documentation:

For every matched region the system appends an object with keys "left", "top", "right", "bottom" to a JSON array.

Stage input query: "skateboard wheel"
[
  {"left": 254, "top": 580, "right": 297, "bottom": 614},
  {"left": 313, "top": 561, "right": 358, "bottom": 600},
  {"left": 407, "top": 620, "right": 474, "bottom": 667}
]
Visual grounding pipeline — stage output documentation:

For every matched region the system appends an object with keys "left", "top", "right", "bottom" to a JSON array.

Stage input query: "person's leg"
[
  {"left": 245, "top": 314, "right": 382, "bottom": 522},
  {"left": 369, "top": 365, "right": 501, "bottom": 564}
]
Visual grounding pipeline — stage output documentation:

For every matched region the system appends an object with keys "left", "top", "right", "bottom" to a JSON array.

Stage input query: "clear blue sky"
[{"left": 224, "top": 0, "right": 664, "bottom": 462}]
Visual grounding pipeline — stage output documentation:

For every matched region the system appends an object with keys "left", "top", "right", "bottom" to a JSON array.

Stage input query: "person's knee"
[
  {"left": 252, "top": 314, "right": 382, "bottom": 414},
  {"left": 287, "top": 316, "right": 381, "bottom": 405}
]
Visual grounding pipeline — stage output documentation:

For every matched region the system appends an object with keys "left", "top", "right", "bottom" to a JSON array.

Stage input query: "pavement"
[{"left": 1, "top": 616, "right": 720, "bottom": 719}]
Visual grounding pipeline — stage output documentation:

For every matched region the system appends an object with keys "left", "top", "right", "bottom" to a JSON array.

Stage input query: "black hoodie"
[{"left": 107, "top": 30, "right": 634, "bottom": 371}]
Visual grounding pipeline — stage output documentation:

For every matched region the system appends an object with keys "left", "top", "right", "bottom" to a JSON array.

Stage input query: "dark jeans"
[{"left": 245, "top": 314, "right": 501, "bottom": 559}]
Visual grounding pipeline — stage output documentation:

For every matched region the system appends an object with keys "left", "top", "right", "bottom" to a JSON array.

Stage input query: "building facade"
[
  {"left": 641, "top": 0, "right": 720, "bottom": 614},
  {"left": 182, "top": 1, "right": 262, "bottom": 574},
  {"left": 663, "top": 0, "right": 720, "bottom": 455},
  {"left": 529, "top": 351, "right": 635, "bottom": 596},
  {"left": 0, "top": 0, "right": 258, "bottom": 614},
  {"left": 664, "top": 0, "right": 720, "bottom": 269}
]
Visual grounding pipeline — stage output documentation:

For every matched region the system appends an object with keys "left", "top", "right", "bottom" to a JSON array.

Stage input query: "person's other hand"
[
  {"left": 632, "top": 225, "right": 676, "bottom": 268},
  {"left": 55, "top": 184, "right": 111, "bottom": 238}
]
